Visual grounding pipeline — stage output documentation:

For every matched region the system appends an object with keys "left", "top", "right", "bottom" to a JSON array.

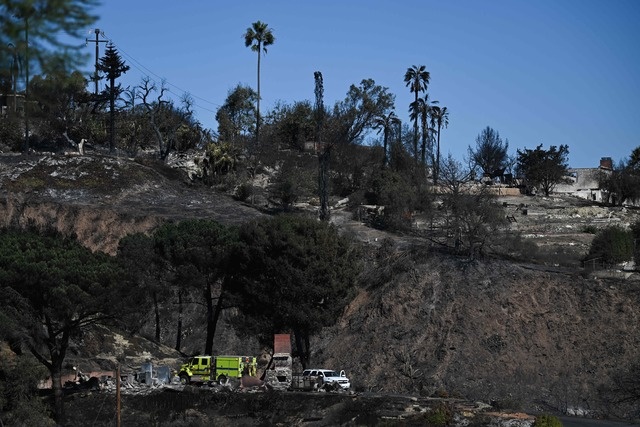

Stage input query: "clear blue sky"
[{"left": 85, "top": 0, "right": 639, "bottom": 168}]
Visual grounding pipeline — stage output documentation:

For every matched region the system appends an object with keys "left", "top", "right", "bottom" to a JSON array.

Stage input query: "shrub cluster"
[{"left": 585, "top": 225, "right": 634, "bottom": 265}]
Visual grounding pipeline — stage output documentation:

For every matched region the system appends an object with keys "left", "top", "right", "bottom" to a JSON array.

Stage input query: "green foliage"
[
  {"left": 153, "top": 220, "right": 236, "bottom": 284},
  {"left": 0, "top": 348, "right": 53, "bottom": 427},
  {"left": 333, "top": 78, "right": 396, "bottom": 145},
  {"left": 228, "top": 215, "right": 361, "bottom": 362},
  {"left": 205, "top": 141, "right": 241, "bottom": 179},
  {"left": 266, "top": 101, "right": 315, "bottom": 151},
  {"left": 373, "top": 111, "right": 401, "bottom": 167},
  {"left": 468, "top": 126, "right": 509, "bottom": 176},
  {"left": 98, "top": 42, "right": 130, "bottom": 153},
  {"left": 0, "top": 116, "right": 23, "bottom": 151},
  {"left": 152, "top": 219, "right": 237, "bottom": 354},
  {"left": 270, "top": 158, "right": 316, "bottom": 210},
  {"left": 533, "top": 414, "right": 563, "bottom": 427},
  {"left": 234, "top": 182, "right": 254, "bottom": 202},
  {"left": 598, "top": 152, "right": 640, "bottom": 206},
  {"left": 29, "top": 70, "right": 92, "bottom": 149},
  {"left": 1, "top": 0, "right": 98, "bottom": 74},
  {"left": 0, "top": 227, "right": 121, "bottom": 421},
  {"left": 215, "top": 84, "right": 258, "bottom": 143},
  {"left": 97, "top": 42, "right": 129, "bottom": 85},
  {"left": 332, "top": 142, "right": 382, "bottom": 198},
  {"left": 365, "top": 168, "right": 419, "bottom": 230},
  {"left": 430, "top": 104, "right": 449, "bottom": 183},
  {"left": 516, "top": 144, "right": 569, "bottom": 196},
  {"left": 116, "top": 232, "right": 165, "bottom": 336},
  {"left": 0, "top": 228, "right": 121, "bottom": 328},
  {"left": 404, "top": 65, "right": 430, "bottom": 161},
  {"left": 425, "top": 402, "right": 454, "bottom": 426},
  {"left": 586, "top": 225, "right": 634, "bottom": 265}
]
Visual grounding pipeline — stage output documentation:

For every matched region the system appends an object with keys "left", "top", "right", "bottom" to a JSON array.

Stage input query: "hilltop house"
[
  {"left": 554, "top": 157, "right": 613, "bottom": 202},
  {"left": 0, "top": 93, "right": 24, "bottom": 117}
]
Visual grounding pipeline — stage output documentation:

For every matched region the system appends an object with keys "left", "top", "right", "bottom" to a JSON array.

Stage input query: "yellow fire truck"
[{"left": 178, "top": 355, "right": 257, "bottom": 385}]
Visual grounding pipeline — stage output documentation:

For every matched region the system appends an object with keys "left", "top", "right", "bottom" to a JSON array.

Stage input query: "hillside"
[{"left": 1, "top": 152, "right": 639, "bottom": 424}]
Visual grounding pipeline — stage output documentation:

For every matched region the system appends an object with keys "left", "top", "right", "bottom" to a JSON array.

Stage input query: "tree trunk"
[
  {"left": 256, "top": 45, "right": 261, "bottom": 145},
  {"left": 413, "top": 93, "right": 419, "bottom": 162},
  {"left": 382, "top": 129, "right": 388, "bottom": 168},
  {"left": 153, "top": 292, "right": 161, "bottom": 342},
  {"left": 294, "top": 331, "right": 310, "bottom": 370},
  {"left": 51, "top": 329, "right": 70, "bottom": 423},
  {"left": 318, "top": 146, "right": 331, "bottom": 221},
  {"left": 205, "top": 280, "right": 226, "bottom": 356},
  {"left": 109, "top": 76, "right": 116, "bottom": 153},
  {"left": 175, "top": 290, "right": 183, "bottom": 352},
  {"left": 435, "top": 123, "right": 442, "bottom": 185},
  {"left": 51, "top": 365, "right": 65, "bottom": 422},
  {"left": 204, "top": 280, "right": 214, "bottom": 355}
]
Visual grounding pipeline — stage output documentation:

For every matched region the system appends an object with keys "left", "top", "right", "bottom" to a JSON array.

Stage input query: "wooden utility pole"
[
  {"left": 86, "top": 28, "right": 107, "bottom": 95},
  {"left": 116, "top": 365, "right": 121, "bottom": 427}
]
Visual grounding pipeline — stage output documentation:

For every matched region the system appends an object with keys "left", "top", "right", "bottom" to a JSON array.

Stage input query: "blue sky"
[{"left": 85, "top": 0, "right": 639, "bottom": 168}]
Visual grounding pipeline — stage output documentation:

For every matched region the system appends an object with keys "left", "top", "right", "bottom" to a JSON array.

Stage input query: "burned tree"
[
  {"left": 137, "top": 77, "right": 193, "bottom": 160},
  {"left": 314, "top": 71, "right": 331, "bottom": 221}
]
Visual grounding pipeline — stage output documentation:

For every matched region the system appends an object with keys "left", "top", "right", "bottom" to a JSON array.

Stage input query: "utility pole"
[
  {"left": 116, "top": 365, "right": 121, "bottom": 427},
  {"left": 24, "top": 13, "right": 29, "bottom": 154},
  {"left": 86, "top": 28, "right": 107, "bottom": 95}
]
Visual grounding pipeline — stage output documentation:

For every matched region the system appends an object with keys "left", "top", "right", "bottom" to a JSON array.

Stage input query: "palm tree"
[
  {"left": 404, "top": 65, "right": 430, "bottom": 162},
  {"left": 410, "top": 93, "right": 438, "bottom": 168},
  {"left": 430, "top": 105, "right": 449, "bottom": 184},
  {"left": 373, "top": 111, "right": 400, "bottom": 167},
  {"left": 244, "top": 21, "right": 275, "bottom": 144}
]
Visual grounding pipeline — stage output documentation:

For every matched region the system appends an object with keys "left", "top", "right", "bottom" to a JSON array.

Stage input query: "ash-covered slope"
[
  {"left": 1, "top": 152, "right": 638, "bottom": 420},
  {"left": 0, "top": 153, "right": 262, "bottom": 254},
  {"left": 315, "top": 255, "right": 640, "bottom": 418}
]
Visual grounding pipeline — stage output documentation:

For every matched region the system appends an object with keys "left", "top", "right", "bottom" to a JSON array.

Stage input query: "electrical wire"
[{"left": 98, "top": 31, "right": 221, "bottom": 115}]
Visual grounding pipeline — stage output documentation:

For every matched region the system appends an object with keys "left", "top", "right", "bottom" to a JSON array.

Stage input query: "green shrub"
[
  {"left": 234, "top": 182, "right": 253, "bottom": 202},
  {"left": 533, "top": 414, "right": 563, "bottom": 427},
  {"left": 585, "top": 225, "right": 634, "bottom": 265},
  {"left": 581, "top": 225, "right": 598, "bottom": 234},
  {"left": 425, "top": 402, "right": 453, "bottom": 426},
  {"left": 0, "top": 117, "right": 24, "bottom": 151}
]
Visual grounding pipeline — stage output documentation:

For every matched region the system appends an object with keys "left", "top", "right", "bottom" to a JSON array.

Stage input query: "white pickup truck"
[{"left": 298, "top": 368, "right": 351, "bottom": 390}]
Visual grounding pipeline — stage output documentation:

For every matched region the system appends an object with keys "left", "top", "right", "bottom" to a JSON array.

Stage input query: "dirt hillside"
[{"left": 1, "top": 153, "right": 639, "bottom": 422}]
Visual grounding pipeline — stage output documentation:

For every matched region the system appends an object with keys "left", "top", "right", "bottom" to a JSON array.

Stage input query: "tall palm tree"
[
  {"left": 404, "top": 65, "right": 430, "bottom": 162},
  {"left": 430, "top": 105, "right": 449, "bottom": 184},
  {"left": 373, "top": 111, "right": 400, "bottom": 168},
  {"left": 244, "top": 21, "right": 275, "bottom": 144},
  {"left": 410, "top": 93, "right": 438, "bottom": 168}
]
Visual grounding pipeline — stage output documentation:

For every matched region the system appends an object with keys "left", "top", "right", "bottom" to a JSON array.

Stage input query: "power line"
[{"left": 99, "top": 32, "right": 221, "bottom": 112}]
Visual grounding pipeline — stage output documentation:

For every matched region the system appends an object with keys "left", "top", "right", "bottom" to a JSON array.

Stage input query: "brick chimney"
[{"left": 599, "top": 157, "right": 613, "bottom": 170}]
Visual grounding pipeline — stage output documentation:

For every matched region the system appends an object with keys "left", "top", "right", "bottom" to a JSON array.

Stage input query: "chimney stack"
[{"left": 599, "top": 157, "right": 613, "bottom": 170}]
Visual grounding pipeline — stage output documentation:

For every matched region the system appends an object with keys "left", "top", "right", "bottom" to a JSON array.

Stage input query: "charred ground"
[{"left": 1, "top": 152, "right": 639, "bottom": 425}]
